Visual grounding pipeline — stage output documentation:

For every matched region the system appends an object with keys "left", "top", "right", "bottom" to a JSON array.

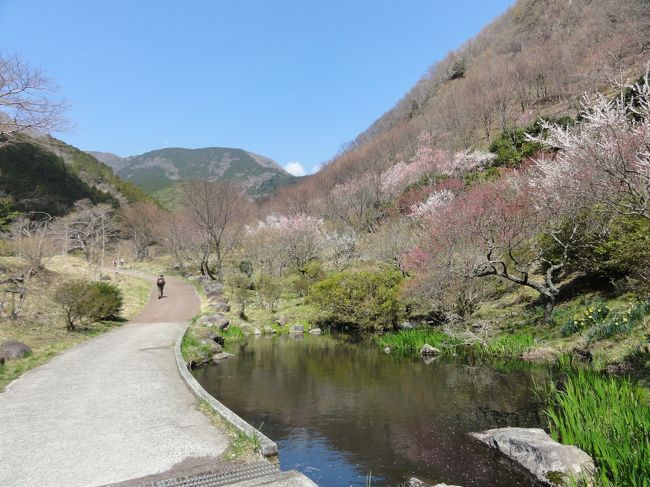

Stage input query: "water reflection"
[{"left": 193, "top": 335, "right": 548, "bottom": 486}]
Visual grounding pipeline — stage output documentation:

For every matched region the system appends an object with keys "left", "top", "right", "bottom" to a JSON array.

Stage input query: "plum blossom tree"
[
  {"left": 409, "top": 189, "right": 455, "bottom": 220},
  {"left": 530, "top": 75, "right": 650, "bottom": 221},
  {"left": 245, "top": 214, "right": 326, "bottom": 276},
  {"left": 412, "top": 175, "right": 584, "bottom": 321},
  {"left": 182, "top": 180, "right": 247, "bottom": 281}
]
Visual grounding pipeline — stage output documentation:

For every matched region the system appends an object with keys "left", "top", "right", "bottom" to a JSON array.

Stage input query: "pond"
[{"left": 192, "top": 335, "right": 551, "bottom": 486}]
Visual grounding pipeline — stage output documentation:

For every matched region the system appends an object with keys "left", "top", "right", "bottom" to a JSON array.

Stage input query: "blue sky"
[{"left": 0, "top": 0, "right": 513, "bottom": 175}]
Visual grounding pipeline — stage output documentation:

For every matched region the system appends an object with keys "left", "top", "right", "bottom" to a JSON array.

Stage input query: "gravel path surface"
[{"left": 0, "top": 273, "right": 229, "bottom": 487}]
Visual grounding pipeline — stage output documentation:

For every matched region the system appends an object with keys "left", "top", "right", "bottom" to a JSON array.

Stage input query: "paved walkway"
[{"left": 0, "top": 273, "right": 230, "bottom": 487}]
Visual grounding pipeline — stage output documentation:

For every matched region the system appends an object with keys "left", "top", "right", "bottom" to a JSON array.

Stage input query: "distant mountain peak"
[{"left": 90, "top": 146, "right": 296, "bottom": 203}]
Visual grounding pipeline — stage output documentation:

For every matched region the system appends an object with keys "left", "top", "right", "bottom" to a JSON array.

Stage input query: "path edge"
[{"left": 173, "top": 326, "right": 279, "bottom": 458}]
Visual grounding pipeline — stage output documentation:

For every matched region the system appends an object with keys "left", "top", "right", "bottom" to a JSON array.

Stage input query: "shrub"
[
  {"left": 256, "top": 275, "right": 281, "bottom": 311},
  {"left": 54, "top": 280, "right": 123, "bottom": 330},
  {"left": 89, "top": 281, "right": 123, "bottom": 320},
  {"left": 488, "top": 117, "right": 573, "bottom": 168},
  {"left": 309, "top": 269, "right": 403, "bottom": 330}
]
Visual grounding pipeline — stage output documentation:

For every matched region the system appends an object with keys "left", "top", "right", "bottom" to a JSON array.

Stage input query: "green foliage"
[
  {"left": 309, "top": 269, "right": 403, "bottom": 330},
  {"left": 462, "top": 166, "right": 501, "bottom": 186},
  {"left": 585, "top": 301, "right": 650, "bottom": 342},
  {"left": 223, "top": 324, "right": 245, "bottom": 342},
  {"left": 293, "top": 261, "right": 325, "bottom": 297},
  {"left": 53, "top": 280, "right": 123, "bottom": 330},
  {"left": 90, "top": 281, "right": 124, "bottom": 320},
  {"left": 256, "top": 275, "right": 282, "bottom": 311},
  {"left": 0, "top": 196, "right": 21, "bottom": 231},
  {"left": 0, "top": 141, "right": 116, "bottom": 216},
  {"left": 238, "top": 260, "right": 253, "bottom": 278},
  {"left": 478, "top": 333, "right": 536, "bottom": 357},
  {"left": 377, "top": 329, "right": 461, "bottom": 356},
  {"left": 591, "top": 215, "right": 650, "bottom": 282},
  {"left": 545, "top": 369, "right": 650, "bottom": 486},
  {"left": 560, "top": 299, "right": 610, "bottom": 337},
  {"left": 488, "top": 117, "right": 573, "bottom": 167}
]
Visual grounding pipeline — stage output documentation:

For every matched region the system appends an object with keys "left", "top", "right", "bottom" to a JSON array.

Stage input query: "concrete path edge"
[{"left": 174, "top": 326, "right": 279, "bottom": 458}]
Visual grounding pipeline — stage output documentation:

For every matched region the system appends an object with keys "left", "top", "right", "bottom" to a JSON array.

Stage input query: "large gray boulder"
[
  {"left": 288, "top": 325, "right": 305, "bottom": 334},
  {"left": 308, "top": 327, "right": 322, "bottom": 335},
  {"left": 0, "top": 340, "right": 32, "bottom": 361},
  {"left": 209, "top": 302, "right": 231, "bottom": 313},
  {"left": 211, "top": 352, "right": 235, "bottom": 363},
  {"left": 470, "top": 427, "right": 595, "bottom": 486},
  {"left": 199, "top": 314, "right": 229, "bottom": 330},
  {"left": 399, "top": 321, "right": 415, "bottom": 330},
  {"left": 204, "top": 282, "right": 224, "bottom": 297}
]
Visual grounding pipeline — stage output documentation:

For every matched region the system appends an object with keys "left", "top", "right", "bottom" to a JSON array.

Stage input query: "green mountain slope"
[
  {"left": 0, "top": 140, "right": 116, "bottom": 219},
  {"left": 113, "top": 146, "right": 296, "bottom": 197}
]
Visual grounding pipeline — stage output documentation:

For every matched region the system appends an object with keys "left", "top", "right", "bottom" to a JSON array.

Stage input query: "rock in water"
[
  {"left": 407, "top": 478, "right": 461, "bottom": 487},
  {"left": 308, "top": 327, "right": 322, "bottom": 335},
  {"left": 0, "top": 340, "right": 32, "bottom": 361},
  {"left": 288, "top": 325, "right": 304, "bottom": 334},
  {"left": 211, "top": 352, "right": 235, "bottom": 363},
  {"left": 420, "top": 343, "right": 441, "bottom": 356},
  {"left": 470, "top": 427, "right": 595, "bottom": 486}
]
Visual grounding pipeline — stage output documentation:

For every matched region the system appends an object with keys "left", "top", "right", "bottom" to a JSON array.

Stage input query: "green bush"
[
  {"left": 293, "top": 261, "right": 325, "bottom": 297},
  {"left": 89, "top": 281, "right": 123, "bottom": 320},
  {"left": 308, "top": 269, "right": 403, "bottom": 330},
  {"left": 488, "top": 117, "right": 573, "bottom": 168},
  {"left": 54, "top": 280, "right": 123, "bottom": 331}
]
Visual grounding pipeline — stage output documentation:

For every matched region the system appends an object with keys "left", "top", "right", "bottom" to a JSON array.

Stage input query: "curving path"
[{"left": 0, "top": 272, "right": 230, "bottom": 487}]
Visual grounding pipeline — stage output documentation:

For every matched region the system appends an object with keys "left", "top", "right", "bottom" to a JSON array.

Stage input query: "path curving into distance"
[{"left": 0, "top": 271, "right": 230, "bottom": 487}]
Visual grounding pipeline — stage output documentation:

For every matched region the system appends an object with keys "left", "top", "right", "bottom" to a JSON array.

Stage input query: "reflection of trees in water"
[{"left": 196, "top": 337, "right": 547, "bottom": 486}]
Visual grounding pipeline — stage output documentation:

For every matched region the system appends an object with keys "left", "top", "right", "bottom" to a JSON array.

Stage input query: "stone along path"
[{"left": 0, "top": 273, "right": 230, "bottom": 487}]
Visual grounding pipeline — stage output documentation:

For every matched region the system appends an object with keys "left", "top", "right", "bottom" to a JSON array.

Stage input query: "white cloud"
[{"left": 284, "top": 161, "right": 307, "bottom": 177}]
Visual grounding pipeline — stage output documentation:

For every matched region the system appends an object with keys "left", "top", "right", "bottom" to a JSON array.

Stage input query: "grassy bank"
[
  {"left": 544, "top": 367, "right": 650, "bottom": 486},
  {"left": 0, "top": 255, "right": 150, "bottom": 391},
  {"left": 377, "top": 328, "right": 537, "bottom": 359}
]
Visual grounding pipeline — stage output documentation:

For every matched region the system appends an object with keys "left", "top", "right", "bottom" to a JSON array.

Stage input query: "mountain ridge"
[{"left": 90, "top": 146, "right": 295, "bottom": 199}]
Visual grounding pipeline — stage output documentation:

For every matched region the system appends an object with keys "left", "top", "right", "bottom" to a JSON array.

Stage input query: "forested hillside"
[
  {"left": 279, "top": 0, "right": 649, "bottom": 201},
  {"left": 93, "top": 146, "right": 297, "bottom": 203}
]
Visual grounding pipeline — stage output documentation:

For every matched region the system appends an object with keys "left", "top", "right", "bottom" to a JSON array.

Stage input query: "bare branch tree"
[{"left": 0, "top": 53, "right": 67, "bottom": 143}]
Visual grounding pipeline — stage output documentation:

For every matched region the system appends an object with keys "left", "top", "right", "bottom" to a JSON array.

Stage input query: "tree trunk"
[{"left": 543, "top": 294, "right": 555, "bottom": 323}]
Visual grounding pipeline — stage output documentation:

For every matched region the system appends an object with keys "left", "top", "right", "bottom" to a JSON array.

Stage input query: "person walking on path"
[{"left": 157, "top": 275, "right": 166, "bottom": 299}]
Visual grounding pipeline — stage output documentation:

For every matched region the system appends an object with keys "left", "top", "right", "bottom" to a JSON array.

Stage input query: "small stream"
[{"left": 193, "top": 335, "right": 550, "bottom": 486}]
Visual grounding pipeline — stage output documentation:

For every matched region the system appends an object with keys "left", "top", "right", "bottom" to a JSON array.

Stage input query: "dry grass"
[{"left": 0, "top": 255, "right": 150, "bottom": 391}]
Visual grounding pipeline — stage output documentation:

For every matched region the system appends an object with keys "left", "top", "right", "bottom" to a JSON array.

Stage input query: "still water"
[{"left": 193, "top": 335, "right": 549, "bottom": 486}]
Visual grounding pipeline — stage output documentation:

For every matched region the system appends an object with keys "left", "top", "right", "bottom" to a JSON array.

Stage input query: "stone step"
[{"left": 132, "top": 463, "right": 317, "bottom": 487}]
